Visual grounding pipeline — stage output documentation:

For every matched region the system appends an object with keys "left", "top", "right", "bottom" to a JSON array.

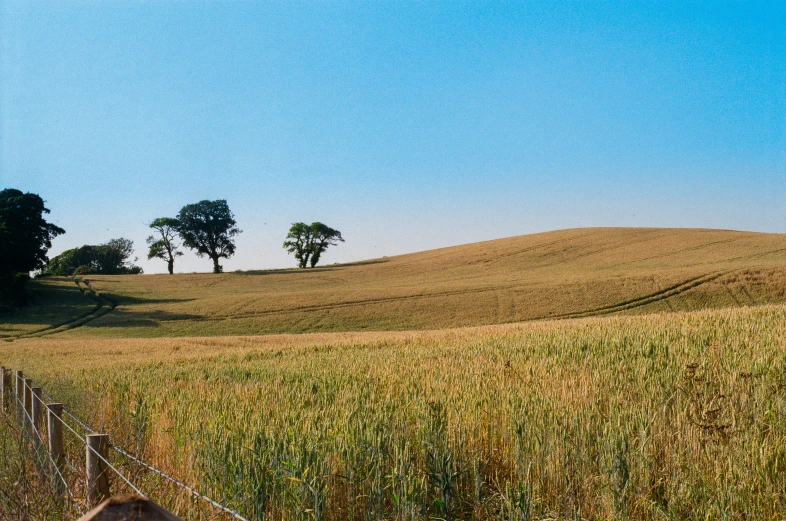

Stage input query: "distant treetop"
[
  {"left": 147, "top": 217, "right": 183, "bottom": 275},
  {"left": 176, "top": 200, "right": 240, "bottom": 273},
  {"left": 283, "top": 222, "right": 344, "bottom": 268},
  {"left": 44, "top": 238, "right": 142, "bottom": 276}
]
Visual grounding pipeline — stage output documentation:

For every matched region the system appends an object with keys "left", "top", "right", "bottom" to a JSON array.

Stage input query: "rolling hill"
[
  {"left": 2, "top": 229, "right": 786, "bottom": 520},
  {"left": 3, "top": 227, "right": 785, "bottom": 339}
]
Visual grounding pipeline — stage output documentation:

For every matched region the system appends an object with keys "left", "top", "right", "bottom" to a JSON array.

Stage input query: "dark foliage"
[
  {"left": 147, "top": 217, "right": 183, "bottom": 275},
  {"left": 283, "top": 222, "right": 344, "bottom": 268},
  {"left": 44, "top": 238, "right": 142, "bottom": 276},
  {"left": 0, "top": 189, "right": 65, "bottom": 305},
  {"left": 0, "top": 189, "right": 65, "bottom": 275},
  {"left": 176, "top": 200, "right": 240, "bottom": 273}
]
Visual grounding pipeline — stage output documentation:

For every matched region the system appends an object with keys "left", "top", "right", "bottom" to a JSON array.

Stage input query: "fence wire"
[
  {"left": 109, "top": 442, "right": 252, "bottom": 521},
  {"left": 12, "top": 393, "right": 80, "bottom": 513},
  {"left": 31, "top": 386, "right": 146, "bottom": 498},
  {"left": 15, "top": 373, "right": 252, "bottom": 521}
]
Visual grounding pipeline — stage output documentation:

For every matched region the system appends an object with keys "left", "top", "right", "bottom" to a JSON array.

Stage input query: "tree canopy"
[
  {"left": 283, "top": 222, "right": 344, "bottom": 268},
  {"left": 44, "top": 238, "right": 142, "bottom": 276},
  {"left": 177, "top": 200, "right": 240, "bottom": 273},
  {"left": 0, "top": 189, "right": 65, "bottom": 305},
  {"left": 0, "top": 189, "right": 65, "bottom": 276},
  {"left": 283, "top": 222, "right": 314, "bottom": 268},
  {"left": 147, "top": 217, "right": 183, "bottom": 274}
]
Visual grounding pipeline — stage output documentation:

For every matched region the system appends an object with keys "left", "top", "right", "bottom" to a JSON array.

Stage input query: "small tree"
[
  {"left": 283, "top": 222, "right": 344, "bottom": 268},
  {"left": 309, "top": 222, "right": 344, "bottom": 268},
  {"left": 99, "top": 238, "right": 137, "bottom": 273},
  {"left": 146, "top": 217, "right": 183, "bottom": 274},
  {"left": 283, "top": 222, "right": 314, "bottom": 268},
  {"left": 176, "top": 200, "right": 240, "bottom": 273}
]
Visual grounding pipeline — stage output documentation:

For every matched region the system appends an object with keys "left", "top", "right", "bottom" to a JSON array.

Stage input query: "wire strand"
[
  {"left": 10, "top": 393, "right": 83, "bottom": 514},
  {"left": 110, "top": 443, "right": 252, "bottom": 521},
  {"left": 85, "top": 438, "right": 146, "bottom": 497},
  {"left": 40, "top": 388, "right": 95, "bottom": 434},
  {"left": 17, "top": 374, "right": 252, "bottom": 521},
  {"left": 37, "top": 395, "right": 146, "bottom": 498}
]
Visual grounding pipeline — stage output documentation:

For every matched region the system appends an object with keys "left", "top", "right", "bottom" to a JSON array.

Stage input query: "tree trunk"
[
  {"left": 212, "top": 256, "right": 222, "bottom": 273},
  {"left": 167, "top": 259, "right": 174, "bottom": 275}
]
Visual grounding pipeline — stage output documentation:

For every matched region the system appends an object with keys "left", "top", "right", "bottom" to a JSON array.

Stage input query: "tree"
[
  {"left": 309, "top": 222, "right": 344, "bottom": 268},
  {"left": 100, "top": 238, "right": 137, "bottom": 274},
  {"left": 283, "top": 222, "right": 314, "bottom": 268},
  {"left": 44, "top": 239, "right": 142, "bottom": 276},
  {"left": 283, "top": 222, "right": 344, "bottom": 268},
  {"left": 0, "top": 189, "right": 65, "bottom": 305},
  {"left": 0, "top": 189, "right": 65, "bottom": 276},
  {"left": 176, "top": 200, "right": 240, "bottom": 273},
  {"left": 146, "top": 217, "right": 183, "bottom": 274}
]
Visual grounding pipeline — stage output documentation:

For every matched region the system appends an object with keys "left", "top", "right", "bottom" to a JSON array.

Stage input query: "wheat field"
[
  {"left": 3, "top": 228, "right": 785, "bottom": 339},
  {"left": 1, "top": 227, "right": 786, "bottom": 520},
  {"left": 3, "top": 305, "right": 786, "bottom": 520}
]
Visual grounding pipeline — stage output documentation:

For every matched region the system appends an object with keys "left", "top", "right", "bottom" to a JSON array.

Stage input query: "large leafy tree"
[
  {"left": 283, "top": 222, "right": 314, "bottom": 268},
  {"left": 146, "top": 217, "right": 183, "bottom": 274},
  {"left": 0, "top": 189, "right": 65, "bottom": 276},
  {"left": 309, "top": 222, "right": 344, "bottom": 268},
  {"left": 176, "top": 200, "right": 240, "bottom": 273},
  {"left": 283, "top": 222, "right": 344, "bottom": 268},
  {"left": 44, "top": 238, "right": 142, "bottom": 276}
]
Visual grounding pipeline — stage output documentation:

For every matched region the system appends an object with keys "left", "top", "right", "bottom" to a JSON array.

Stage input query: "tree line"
[
  {"left": 1, "top": 188, "right": 344, "bottom": 305},
  {"left": 144, "top": 201, "right": 343, "bottom": 274}
]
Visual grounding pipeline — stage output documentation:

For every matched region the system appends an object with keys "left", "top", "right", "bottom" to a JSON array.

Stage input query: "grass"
[
  {"left": 3, "top": 305, "right": 786, "bottom": 520},
  {"left": 13, "top": 227, "right": 786, "bottom": 338}
]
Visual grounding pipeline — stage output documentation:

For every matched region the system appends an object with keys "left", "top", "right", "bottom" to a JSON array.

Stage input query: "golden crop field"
[
  {"left": 2, "top": 305, "right": 786, "bottom": 520},
  {"left": 2, "top": 227, "right": 785, "bottom": 340},
  {"left": 1, "top": 227, "right": 786, "bottom": 520}
]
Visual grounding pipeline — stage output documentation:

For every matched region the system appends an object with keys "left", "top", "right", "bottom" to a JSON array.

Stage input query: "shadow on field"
[
  {"left": 101, "top": 295, "right": 198, "bottom": 305},
  {"left": 29, "top": 281, "right": 90, "bottom": 302},
  {"left": 70, "top": 292, "right": 200, "bottom": 329},
  {"left": 2, "top": 282, "right": 95, "bottom": 322}
]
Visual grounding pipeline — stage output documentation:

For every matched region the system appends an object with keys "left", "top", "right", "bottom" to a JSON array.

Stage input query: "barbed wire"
[
  {"left": 21, "top": 374, "right": 252, "bottom": 521},
  {"left": 109, "top": 443, "right": 252, "bottom": 521},
  {"left": 35, "top": 390, "right": 146, "bottom": 498},
  {"left": 41, "top": 388, "right": 96, "bottom": 434},
  {"left": 14, "top": 394, "right": 79, "bottom": 511}
]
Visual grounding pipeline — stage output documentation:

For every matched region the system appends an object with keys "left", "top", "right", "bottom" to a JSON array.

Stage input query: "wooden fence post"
[
  {"left": 15, "top": 371, "right": 24, "bottom": 422},
  {"left": 47, "top": 403, "right": 65, "bottom": 494},
  {"left": 31, "top": 386, "right": 43, "bottom": 448},
  {"left": 24, "top": 378, "right": 33, "bottom": 433},
  {"left": 0, "top": 367, "right": 9, "bottom": 409},
  {"left": 86, "top": 433, "right": 111, "bottom": 505}
]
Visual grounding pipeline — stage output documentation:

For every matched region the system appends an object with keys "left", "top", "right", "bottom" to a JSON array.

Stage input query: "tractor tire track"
[
  {"left": 534, "top": 270, "right": 730, "bottom": 321},
  {"left": 5, "top": 267, "right": 750, "bottom": 338},
  {"left": 204, "top": 269, "right": 737, "bottom": 324},
  {"left": 5, "top": 278, "right": 117, "bottom": 341}
]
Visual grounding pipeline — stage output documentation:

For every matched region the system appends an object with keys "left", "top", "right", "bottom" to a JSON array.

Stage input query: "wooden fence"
[{"left": 0, "top": 365, "right": 190, "bottom": 520}]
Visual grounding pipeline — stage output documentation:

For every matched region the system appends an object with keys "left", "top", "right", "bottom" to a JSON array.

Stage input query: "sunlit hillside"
[{"left": 3, "top": 227, "right": 785, "bottom": 339}]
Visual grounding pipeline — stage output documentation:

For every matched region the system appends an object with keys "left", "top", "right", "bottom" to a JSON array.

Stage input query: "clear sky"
[{"left": 1, "top": 1, "right": 784, "bottom": 274}]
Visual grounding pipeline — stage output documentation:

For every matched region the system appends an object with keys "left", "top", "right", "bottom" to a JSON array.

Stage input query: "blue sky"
[{"left": 1, "top": 1, "right": 784, "bottom": 273}]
